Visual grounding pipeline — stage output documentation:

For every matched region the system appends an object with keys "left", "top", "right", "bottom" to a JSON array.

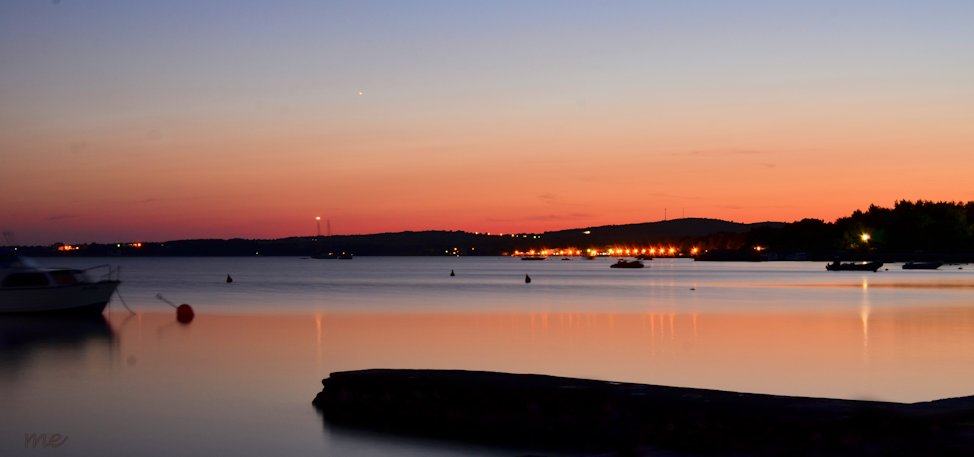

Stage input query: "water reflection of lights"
[
  {"left": 315, "top": 313, "right": 323, "bottom": 367},
  {"left": 860, "top": 278, "right": 871, "bottom": 355}
]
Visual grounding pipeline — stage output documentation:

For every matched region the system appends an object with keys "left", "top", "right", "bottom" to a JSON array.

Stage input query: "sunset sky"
[{"left": 2, "top": 1, "right": 972, "bottom": 245}]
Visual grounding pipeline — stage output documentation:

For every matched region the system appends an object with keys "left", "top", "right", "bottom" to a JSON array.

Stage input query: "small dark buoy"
[
  {"left": 226, "top": 274, "right": 233, "bottom": 283},
  {"left": 525, "top": 274, "right": 531, "bottom": 284},
  {"left": 450, "top": 270, "right": 455, "bottom": 277},
  {"left": 690, "top": 287, "right": 696, "bottom": 291},
  {"left": 176, "top": 304, "right": 195, "bottom": 324}
]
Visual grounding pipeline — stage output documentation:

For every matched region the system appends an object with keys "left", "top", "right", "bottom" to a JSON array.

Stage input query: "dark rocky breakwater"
[{"left": 313, "top": 369, "right": 974, "bottom": 456}]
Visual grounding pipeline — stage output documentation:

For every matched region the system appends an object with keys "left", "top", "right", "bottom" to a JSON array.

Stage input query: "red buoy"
[{"left": 176, "top": 304, "right": 195, "bottom": 324}]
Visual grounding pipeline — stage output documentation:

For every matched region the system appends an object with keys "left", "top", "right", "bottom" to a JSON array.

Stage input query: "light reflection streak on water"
[
  {"left": 315, "top": 313, "right": 323, "bottom": 369},
  {"left": 861, "top": 278, "right": 871, "bottom": 352}
]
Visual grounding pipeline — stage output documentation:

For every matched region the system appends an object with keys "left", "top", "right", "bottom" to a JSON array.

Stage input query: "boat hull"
[
  {"left": 610, "top": 260, "right": 645, "bottom": 269},
  {"left": 825, "top": 262, "right": 883, "bottom": 272},
  {"left": 0, "top": 280, "right": 119, "bottom": 315}
]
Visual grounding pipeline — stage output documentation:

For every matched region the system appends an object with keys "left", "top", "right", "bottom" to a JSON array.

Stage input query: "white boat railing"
[{"left": 83, "top": 264, "right": 121, "bottom": 282}]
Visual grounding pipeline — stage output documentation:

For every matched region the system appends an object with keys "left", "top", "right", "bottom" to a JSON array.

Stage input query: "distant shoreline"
[{"left": 9, "top": 201, "right": 974, "bottom": 261}]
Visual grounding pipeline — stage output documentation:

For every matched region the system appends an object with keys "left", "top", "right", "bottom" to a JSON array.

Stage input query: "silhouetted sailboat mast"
[{"left": 311, "top": 218, "right": 351, "bottom": 259}]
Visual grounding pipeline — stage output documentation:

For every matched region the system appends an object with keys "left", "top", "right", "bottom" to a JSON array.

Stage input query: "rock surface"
[{"left": 313, "top": 369, "right": 974, "bottom": 455}]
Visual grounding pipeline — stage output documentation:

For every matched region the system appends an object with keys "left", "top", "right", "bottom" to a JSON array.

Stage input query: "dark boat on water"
[
  {"left": 610, "top": 259, "right": 645, "bottom": 269},
  {"left": 520, "top": 256, "right": 546, "bottom": 261},
  {"left": 825, "top": 261, "right": 883, "bottom": 272},
  {"left": 311, "top": 251, "right": 353, "bottom": 259},
  {"left": 903, "top": 261, "right": 943, "bottom": 270}
]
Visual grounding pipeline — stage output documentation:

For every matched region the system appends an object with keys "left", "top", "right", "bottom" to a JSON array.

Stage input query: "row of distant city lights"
[
  {"left": 57, "top": 242, "right": 143, "bottom": 251},
  {"left": 512, "top": 246, "right": 701, "bottom": 257},
  {"left": 474, "top": 232, "right": 542, "bottom": 239}
]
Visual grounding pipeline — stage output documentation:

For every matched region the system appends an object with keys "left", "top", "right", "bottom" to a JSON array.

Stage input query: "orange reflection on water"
[
  {"left": 106, "top": 305, "right": 974, "bottom": 404},
  {"left": 740, "top": 281, "right": 974, "bottom": 289}
]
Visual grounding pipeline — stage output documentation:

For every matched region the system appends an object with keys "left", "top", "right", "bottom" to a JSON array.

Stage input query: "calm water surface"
[{"left": 3, "top": 256, "right": 974, "bottom": 456}]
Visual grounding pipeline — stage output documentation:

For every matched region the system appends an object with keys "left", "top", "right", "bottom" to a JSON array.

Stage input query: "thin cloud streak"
[
  {"left": 47, "top": 214, "right": 80, "bottom": 221},
  {"left": 487, "top": 213, "right": 594, "bottom": 223}
]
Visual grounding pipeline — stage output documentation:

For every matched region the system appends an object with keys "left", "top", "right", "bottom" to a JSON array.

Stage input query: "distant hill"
[
  {"left": 315, "top": 218, "right": 780, "bottom": 256},
  {"left": 540, "top": 218, "right": 784, "bottom": 247},
  {"left": 15, "top": 218, "right": 778, "bottom": 257},
  {"left": 16, "top": 200, "right": 974, "bottom": 260}
]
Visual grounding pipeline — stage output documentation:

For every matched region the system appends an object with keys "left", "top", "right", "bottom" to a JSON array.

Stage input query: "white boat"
[{"left": 0, "top": 256, "right": 120, "bottom": 314}]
